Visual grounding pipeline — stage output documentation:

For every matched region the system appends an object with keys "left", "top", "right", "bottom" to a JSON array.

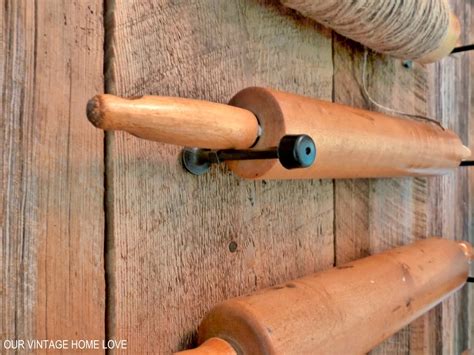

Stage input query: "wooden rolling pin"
[
  {"left": 176, "top": 238, "right": 473, "bottom": 354},
  {"left": 87, "top": 88, "right": 471, "bottom": 179}
]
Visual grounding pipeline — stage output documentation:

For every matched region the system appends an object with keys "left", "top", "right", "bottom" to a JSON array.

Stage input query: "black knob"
[{"left": 278, "top": 135, "right": 316, "bottom": 169}]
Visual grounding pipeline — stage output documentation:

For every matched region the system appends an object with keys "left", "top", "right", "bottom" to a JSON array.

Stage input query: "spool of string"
[{"left": 281, "top": 0, "right": 460, "bottom": 63}]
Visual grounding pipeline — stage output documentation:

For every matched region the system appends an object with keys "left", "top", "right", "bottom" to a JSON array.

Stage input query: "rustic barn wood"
[
  {"left": 1, "top": 0, "right": 104, "bottom": 349},
  {"left": 104, "top": 1, "right": 335, "bottom": 353},
  {"left": 104, "top": 0, "right": 472, "bottom": 353},
  {"left": 333, "top": 35, "right": 434, "bottom": 355},
  {"left": 333, "top": 0, "right": 472, "bottom": 354},
  {"left": 2, "top": 0, "right": 472, "bottom": 354},
  {"left": 470, "top": 3, "right": 474, "bottom": 350},
  {"left": 428, "top": 2, "right": 473, "bottom": 353}
]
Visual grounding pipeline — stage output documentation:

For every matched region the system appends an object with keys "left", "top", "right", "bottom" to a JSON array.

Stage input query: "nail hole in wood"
[{"left": 228, "top": 241, "right": 238, "bottom": 253}]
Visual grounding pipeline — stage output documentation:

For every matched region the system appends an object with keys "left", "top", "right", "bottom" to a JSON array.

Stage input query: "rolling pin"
[
  {"left": 87, "top": 87, "right": 471, "bottom": 179},
  {"left": 175, "top": 238, "right": 473, "bottom": 354}
]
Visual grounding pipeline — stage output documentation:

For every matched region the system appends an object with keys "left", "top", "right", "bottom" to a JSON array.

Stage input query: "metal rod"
[
  {"left": 182, "top": 134, "right": 316, "bottom": 175},
  {"left": 451, "top": 44, "right": 474, "bottom": 54},
  {"left": 215, "top": 148, "right": 278, "bottom": 162}
]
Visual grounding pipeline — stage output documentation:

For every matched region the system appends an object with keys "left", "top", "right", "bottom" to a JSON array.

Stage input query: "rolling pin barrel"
[
  {"left": 228, "top": 87, "right": 470, "bottom": 179},
  {"left": 178, "top": 238, "right": 472, "bottom": 354}
]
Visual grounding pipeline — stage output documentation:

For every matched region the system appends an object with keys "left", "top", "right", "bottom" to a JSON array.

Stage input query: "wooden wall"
[
  {"left": 1, "top": 0, "right": 105, "bottom": 349},
  {"left": 1, "top": 0, "right": 472, "bottom": 354}
]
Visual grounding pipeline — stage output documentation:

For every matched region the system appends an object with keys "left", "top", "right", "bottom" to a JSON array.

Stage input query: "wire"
[{"left": 361, "top": 49, "right": 445, "bottom": 129}]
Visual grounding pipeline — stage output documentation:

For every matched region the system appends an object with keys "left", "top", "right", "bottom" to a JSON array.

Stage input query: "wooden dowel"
[
  {"left": 181, "top": 238, "right": 472, "bottom": 354},
  {"left": 86, "top": 94, "right": 259, "bottom": 149}
]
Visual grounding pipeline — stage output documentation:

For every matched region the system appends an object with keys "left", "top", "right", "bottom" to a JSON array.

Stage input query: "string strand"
[{"left": 361, "top": 48, "right": 444, "bottom": 129}]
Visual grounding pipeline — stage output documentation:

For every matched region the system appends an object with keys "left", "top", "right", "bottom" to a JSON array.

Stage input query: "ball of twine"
[{"left": 282, "top": 0, "right": 451, "bottom": 61}]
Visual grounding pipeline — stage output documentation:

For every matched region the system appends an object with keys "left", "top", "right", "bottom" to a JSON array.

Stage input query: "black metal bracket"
[
  {"left": 451, "top": 44, "right": 474, "bottom": 54},
  {"left": 403, "top": 45, "right": 473, "bottom": 70},
  {"left": 182, "top": 134, "right": 316, "bottom": 175}
]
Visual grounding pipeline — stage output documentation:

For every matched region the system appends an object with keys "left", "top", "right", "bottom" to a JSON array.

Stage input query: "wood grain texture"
[
  {"left": 428, "top": 2, "right": 472, "bottom": 353},
  {"left": 104, "top": 0, "right": 334, "bottom": 353},
  {"left": 87, "top": 94, "right": 259, "bottom": 149},
  {"left": 333, "top": 0, "right": 471, "bottom": 354},
  {"left": 333, "top": 41, "right": 431, "bottom": 354},
  {"left": 1, "top": 0, "right": 104, "bottom": 351},
  {"left": 228, "top": 87, "right": 469, "bottom": 179},
  {"left": 470, "top": 2, "right": 474, "bottom": 349}
]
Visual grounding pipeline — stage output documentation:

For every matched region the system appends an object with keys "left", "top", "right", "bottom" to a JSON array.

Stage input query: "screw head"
[
  {"left": 402, "top": 60, "right": 413, "bottom": 69},
  {"left": 181, "top": 148, "right": 211, "bottom": 175}
]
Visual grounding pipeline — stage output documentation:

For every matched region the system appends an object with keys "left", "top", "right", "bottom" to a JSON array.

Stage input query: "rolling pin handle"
[{"left": 182, "top": 134, "right": 316, "bottom": 175}]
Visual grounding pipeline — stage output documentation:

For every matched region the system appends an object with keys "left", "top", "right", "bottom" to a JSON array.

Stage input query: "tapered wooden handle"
[
  {"left": 86, "top": 94, "right": 259, "bottom": 149},
  {"left": 174, "top": 338, "right": 236, "bottom": 355}
]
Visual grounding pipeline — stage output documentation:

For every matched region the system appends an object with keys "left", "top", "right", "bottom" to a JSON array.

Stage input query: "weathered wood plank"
[
  {"left": 333, "top": 38, "right": 433, "bottom": 354},
  {"left": 429, "top": 2, "right": 472, "bottom": 353},
  {"left": 333, "top": 1, "right": 471, "bottom": 354},
  {"left": 104, "top": 0, "right": 334, "bottom": 353},
  {"left": 0, "top": 0, "right": 105, "bottom": 350},
  {"left": 470, "top": 2, "right": 474, "bottom": 350}
]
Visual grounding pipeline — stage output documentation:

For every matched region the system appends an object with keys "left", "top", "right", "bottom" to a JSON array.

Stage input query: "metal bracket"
[
  {"left": 182, "top": 134, "right": 316, "bottom": 176},
  {"left": 451, "top": 44, "right": 474, "bottom": 54}
]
